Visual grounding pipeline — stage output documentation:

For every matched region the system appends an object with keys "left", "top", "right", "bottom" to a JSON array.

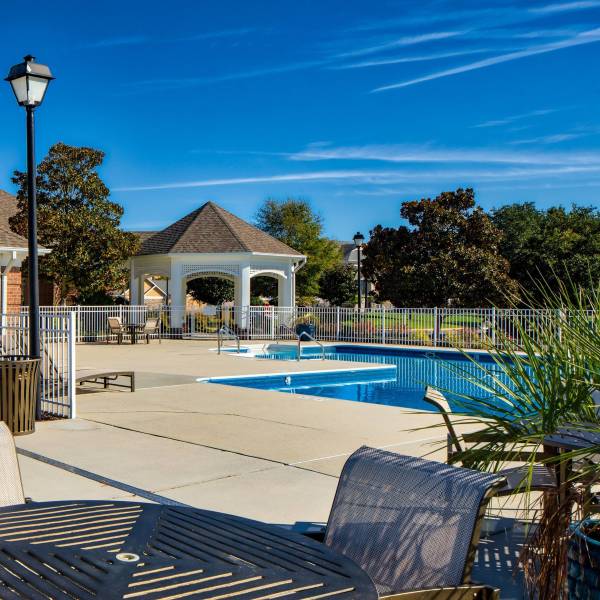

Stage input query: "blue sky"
[{"left": 1, "top": 0, "right": 599, "bottom": 240}]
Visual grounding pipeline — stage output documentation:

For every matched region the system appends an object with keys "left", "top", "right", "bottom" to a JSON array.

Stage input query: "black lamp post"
[
  {"left": 353, "top": 231, "right": 365, "bottom": 310},
  {"left": 5, "top": 55, "right": 54, "bottom": 418}
]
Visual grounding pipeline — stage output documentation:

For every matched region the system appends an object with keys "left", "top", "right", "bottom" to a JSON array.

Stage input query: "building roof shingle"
[
  {"left": 137, "top": 201, "right": 302, "bottom": 257},
  {"left": 0, "top": 190, "right": 29, "bottom": 249}
]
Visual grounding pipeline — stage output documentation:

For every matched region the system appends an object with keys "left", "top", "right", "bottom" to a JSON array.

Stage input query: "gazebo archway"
[{"left": 129, "top": 202, "right": 305, "bottom": 331}]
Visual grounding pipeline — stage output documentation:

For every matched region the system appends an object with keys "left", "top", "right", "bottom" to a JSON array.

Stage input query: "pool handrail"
[
  {"left": 217, "top": 325, "right": 240, "bottom": 354},
  {"left": 276, "top": 324, "right": 326, "bottom": 361}
]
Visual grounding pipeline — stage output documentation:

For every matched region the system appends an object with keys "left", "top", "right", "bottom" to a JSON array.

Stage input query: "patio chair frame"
[
  {"left": 106, "top": 317, "right": 128, "bottom": 345},
  {"left": 321, "top": 446, "right": 505, "bottom": 599}
]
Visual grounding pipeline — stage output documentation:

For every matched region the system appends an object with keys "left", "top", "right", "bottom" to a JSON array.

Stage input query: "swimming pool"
[{"left": 207, "top": 345, "right": 506, "bottom": 411}]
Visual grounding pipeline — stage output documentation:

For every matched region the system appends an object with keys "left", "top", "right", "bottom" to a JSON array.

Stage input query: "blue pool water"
[{"left": 208, "top": 345, "right": 508, "bottom": 411}]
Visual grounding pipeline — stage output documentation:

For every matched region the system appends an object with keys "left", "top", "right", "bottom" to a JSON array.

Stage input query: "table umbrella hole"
[{"left": 116, "top": 552, "right": 140, "bottom": 563}]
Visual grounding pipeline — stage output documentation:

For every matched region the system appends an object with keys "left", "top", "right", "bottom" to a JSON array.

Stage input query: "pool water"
[{"left": 209, "top": 345, "right": 508, "bottom": 411}]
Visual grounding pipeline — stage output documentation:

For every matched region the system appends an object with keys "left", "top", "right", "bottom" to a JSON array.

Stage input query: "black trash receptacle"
[{"left": 0, "top": 355, "right": 40, "bottom": 435}]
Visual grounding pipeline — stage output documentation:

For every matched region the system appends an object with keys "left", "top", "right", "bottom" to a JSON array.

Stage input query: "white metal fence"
[
  {"left": 28, "top": 304, "right": 594, "bottom": 351},
  {"left": 1, "top": 312, "right": 76, "bottom": 418}
]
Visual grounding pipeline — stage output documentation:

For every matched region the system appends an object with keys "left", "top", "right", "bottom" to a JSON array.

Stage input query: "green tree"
[
  {"left": 362, "top": 188, "right": 518, "bottom": 307},
  {"left": 10, "top": 143, "right": 139, "bottom": 304},
  {"left": 492, "top": 203, "right": 600, "bottom": 298},
  {"left": 255, "top": 199, "right": 341, "bottom": 302},
  {"left": 319, "top": 264, "right": 357, "bottom": 306},
  {"left": 187, "top": 277, "right": 234, "bottom": 305}
]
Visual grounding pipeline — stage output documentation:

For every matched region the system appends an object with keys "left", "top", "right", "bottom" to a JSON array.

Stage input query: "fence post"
[
  {"left": 433, "top": 307, "right": 438, "bottom": 347},
  {"left": 270, "top": 306, "right": 275, "bottom": 340},
  {"left": 381, "top": 307, "right": 386, "bottom": 344},
  {"left": 491, "top": 307, "right": 496, "bottom": 347},
  {"left": 76, "top": 305, "right": 81, "bottom": 343},
  {"left": 336, "top": 306, "right": 340, "bottom": 341},
  {"left": 68, "top": 311, "right": 77, "bottom": 419}
]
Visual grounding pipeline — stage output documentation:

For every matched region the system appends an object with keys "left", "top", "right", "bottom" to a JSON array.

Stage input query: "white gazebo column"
[
  {"left": 278, "top": 265, "right": 294, "bottom": 307},
  {"left": 129, "top": 260, "right": 144, "bottom": 306},
  {"left": 234, "top": 265, "right": 251, "bottom": 329},
  {"left": 170, "top": 270, "right": 187, "bottom": 334}
]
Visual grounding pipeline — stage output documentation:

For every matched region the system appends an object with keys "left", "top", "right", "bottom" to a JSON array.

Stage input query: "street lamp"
[
  {"left": 5, "top": 55, "right": 54, "bottom": 418},
  {"left": 353, "top": 231, "right": 365, "bottom": 310}
]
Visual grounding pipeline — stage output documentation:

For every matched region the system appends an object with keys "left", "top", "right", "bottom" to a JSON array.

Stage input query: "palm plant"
[{"left": 430, "top": 276, "right": 600, "bottom": 599}]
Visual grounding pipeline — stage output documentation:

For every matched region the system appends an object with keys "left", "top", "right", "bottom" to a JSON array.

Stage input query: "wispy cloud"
[
  {"left": 127, "top": 59, "right": 328, "bottom": 90},
  {"left": 334, "top": 30, "right": 468, "bottom": 59},
  {"left": 371, "top": 27, "right": 600, "bottom": 92},
  {"left": 474, "top": 108, "right": 559, "bottom": 128},
  {"left": 114, "top": 170, "right": 380, "bottom": 191},
  {"left": 289, "top": 143, "right": 600, "bottom": 166},
  {"left": 509, "top": 133, "right": 585, "bottom": 145},
  {"left": 335, "top": 48, "right": 493, "bottom": 69},
  {"left": 115, "top": 163, "right": 600, "bottom": 192},
  {"left": 530, "top": 1, "right": 600, "bottom": 14}
]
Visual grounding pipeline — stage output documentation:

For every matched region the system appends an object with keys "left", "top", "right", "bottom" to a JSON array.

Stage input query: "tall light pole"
[
  {"left": 353, "top": 231, "right": 365, "bottom": 310},
  {"left": 5, "top": 55, "right": 54, "bottom": 418}
]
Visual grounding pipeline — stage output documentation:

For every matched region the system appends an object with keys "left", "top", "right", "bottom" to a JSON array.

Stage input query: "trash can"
[{"left": 0, "top": 355, "right": 40, "bottom": 435}]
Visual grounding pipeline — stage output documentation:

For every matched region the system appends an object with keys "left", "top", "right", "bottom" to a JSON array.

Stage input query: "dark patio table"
[
  {"left": 0, "top": 500, "right": 377, "bottom": 599},
  {"left": 544, "top": 425, "right": 600, "bottom": 452},
  {"left": 126, "top": 323, "right": 144, "bottom": 344}
]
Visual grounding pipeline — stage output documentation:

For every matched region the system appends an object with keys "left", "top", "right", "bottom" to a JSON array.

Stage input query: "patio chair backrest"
[
  {"left": 424, "top": 386, "right": 464, "bottom": 455},
  {"left": 0, "top": 421, "right": 25, "bottom": 507},
  {"left": 143, "top": 317, "right": 160, "bottom": 333},
  {"left": 107, "top": 317, "right": 124, "bottom": 332},
  {"left": 324, "top": 446, "right": 504, "bottom": 595}
]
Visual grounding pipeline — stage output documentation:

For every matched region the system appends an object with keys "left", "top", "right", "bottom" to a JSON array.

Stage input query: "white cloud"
[
  {"left": 371, "top": 27, "right": 600, "bottom": 92},
  {"left": 336, "top": 48, "right": 493, "bottom": 69},
  {"left": 335, "top": 30, "right": 468, "bottom": 59},
  {"left": 289, "top": 143, "right": 600, "bottom": 166},
  {"left": 509, "top": 133, "right": 584, "bottom": 145},
  {"left": 115, "top": 163, "right": 600, "bottom": 192},
  {"left": 474, "top": 108, "right": 559, "bottom": 128},
  {"left": 530, "top": 1, "right": 600, "bottom": 14}
]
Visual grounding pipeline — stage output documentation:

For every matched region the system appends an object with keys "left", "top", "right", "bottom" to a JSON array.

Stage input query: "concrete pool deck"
[{"left": 14, "top": 339, "right": 525, "bottom": 597}]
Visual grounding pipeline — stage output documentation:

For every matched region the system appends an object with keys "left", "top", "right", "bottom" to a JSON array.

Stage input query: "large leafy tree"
[
  {"left": 255, "top": 199, "right": 341, "bottom": 303},
  {"left": 187, "top": 277, "right": 234, "bottom": 305},
  {"left": 10, "top": 143, "right": 139, "bottom": 304},
  {"left": 362, "top": 188, "right": 518, "bottom": 307},
  {"left": 492, "top": 203, "right": 600, "bottom": 298},
  {"left": 319, "top": 264, "right": 357, "bottom": 306}
]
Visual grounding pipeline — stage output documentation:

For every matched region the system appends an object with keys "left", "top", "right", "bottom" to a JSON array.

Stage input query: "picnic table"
[{"left": 0, "top": 500, "right": 377, "bottom": 599}]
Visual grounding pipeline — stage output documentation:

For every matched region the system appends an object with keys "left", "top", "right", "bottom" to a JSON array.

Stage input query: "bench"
[{"left": 76, "top": 370, "right": 135, "bottom": 392}]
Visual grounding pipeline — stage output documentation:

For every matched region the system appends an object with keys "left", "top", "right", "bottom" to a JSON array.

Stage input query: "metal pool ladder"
[
  {"left": 217, "top": 325, "right": 241, "bottom": 354},
  {"left": 276, "top": 324, "right": 326, "bottom": 361}
]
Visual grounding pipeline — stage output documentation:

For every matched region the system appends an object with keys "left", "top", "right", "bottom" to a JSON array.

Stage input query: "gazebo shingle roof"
[{"left": 137, "top": 201, "right": 302, "bottom": 256}]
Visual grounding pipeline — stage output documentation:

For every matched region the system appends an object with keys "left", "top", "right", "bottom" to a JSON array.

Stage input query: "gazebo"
[{"left": 129, "top": 201, "right": 305, "bottom": 329}]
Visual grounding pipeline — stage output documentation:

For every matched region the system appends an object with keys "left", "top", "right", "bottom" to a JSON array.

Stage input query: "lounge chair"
[
  {"left": 107, "top": 316, "right": 127, "bottom": 344},
  {"left": 76, "top": 369, "right": 135, "bottom": 392},
  {"left": 142, "top": 317, "right": 161, "bottom": 344},
  {"left": 0, "top": 421, "right": 25, "bottom": 507},
  {"left": 319, "top": 446, "right": 505, "bottom": 599},
  {"left": 424, "top": 386, "right": 556, "bottom": 496}
]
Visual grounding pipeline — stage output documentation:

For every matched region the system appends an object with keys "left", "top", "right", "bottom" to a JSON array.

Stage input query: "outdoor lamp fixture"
[
  {"left": 5, "top": 55, "right": 54, "bottom": 419},
  {"left": 353, "top": 231, "right": 365, "bottom": 310}
]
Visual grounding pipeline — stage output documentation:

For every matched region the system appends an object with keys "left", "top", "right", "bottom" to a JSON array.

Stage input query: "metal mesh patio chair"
[
  {"left": 0, "top": 421, "right": 25, "bottom": 507},
  {"left": 424, "top": 387, "right": 556, "bottom": 496},
  {"left": 324, "top": 446, "right": 506, "bottom": 599},
  {"left": 142, "top": 317, "right": 161, "bottom": 344},
  {"left": 107, "top": 317, "right": 127, "bottom": 344}
]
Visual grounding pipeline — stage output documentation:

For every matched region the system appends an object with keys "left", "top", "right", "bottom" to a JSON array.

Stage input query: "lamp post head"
[
  {"left": 5, "top": 55, "right": 54, "bottom": 107},
  {"left": 353, "top": 231, "right": 365, "bottom": 248}
]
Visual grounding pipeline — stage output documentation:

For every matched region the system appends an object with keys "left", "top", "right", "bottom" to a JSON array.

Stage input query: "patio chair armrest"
[{"left": 380, "top": 584, "right": 499, "bottom": 600}]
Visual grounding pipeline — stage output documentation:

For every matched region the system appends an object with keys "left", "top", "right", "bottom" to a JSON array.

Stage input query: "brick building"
[{"left": 0, "top": 190, "right": 50, "bottom": 313}]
